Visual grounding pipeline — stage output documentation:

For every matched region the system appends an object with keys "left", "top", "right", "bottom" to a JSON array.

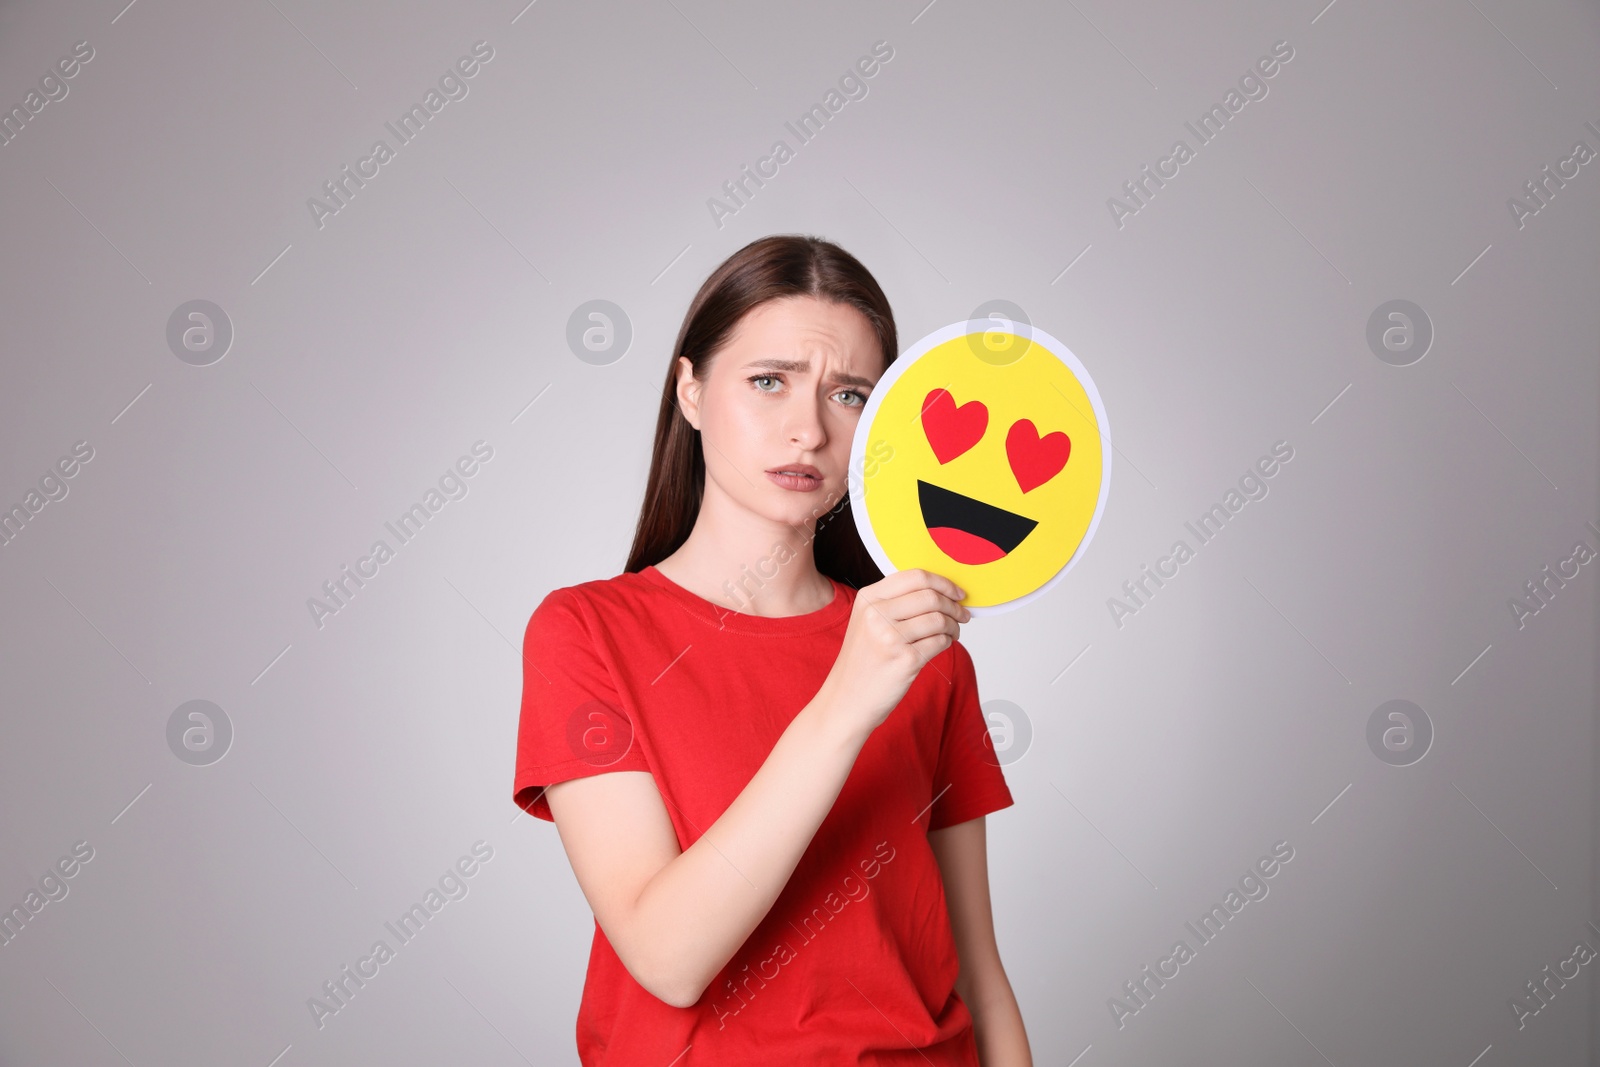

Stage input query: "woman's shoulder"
[
  {"left": 522, "top": 571, "right": 666, "bottom": 655},
  {"left": 533, "top": 568, "right": 656, "bottom": 617}
]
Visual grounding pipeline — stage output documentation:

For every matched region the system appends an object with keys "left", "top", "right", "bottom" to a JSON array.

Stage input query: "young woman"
[{"left": 513, "top": 234, "right": 1032, "bottom": 1065}]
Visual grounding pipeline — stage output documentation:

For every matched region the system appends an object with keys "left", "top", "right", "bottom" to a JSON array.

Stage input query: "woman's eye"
[
  {"left": 751, "top": 375, "right": 781, "bottom": 392},
  {"left": 836, "top": 390, "right": 867, "bottom": 407}
]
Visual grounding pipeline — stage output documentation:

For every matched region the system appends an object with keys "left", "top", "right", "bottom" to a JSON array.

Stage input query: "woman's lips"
[{"left": 766, "top": 467, "right": 824, "bottom": 492}]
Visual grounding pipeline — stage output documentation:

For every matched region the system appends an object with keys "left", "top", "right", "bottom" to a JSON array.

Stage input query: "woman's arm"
[
  {"left": 543, "top": 568, "right": 969, "bottom": 1009},
  {"left": 545, "top": 697, "right": 866, "bottom": 1007},
  {"left": 929, "top": 817, "right": 1032, "bottom": 1066}
]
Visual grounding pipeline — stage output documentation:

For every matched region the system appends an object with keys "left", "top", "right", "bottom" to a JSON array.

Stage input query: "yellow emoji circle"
[{"left": 848, "top": 321, "right": 1110, "bottom": 613}]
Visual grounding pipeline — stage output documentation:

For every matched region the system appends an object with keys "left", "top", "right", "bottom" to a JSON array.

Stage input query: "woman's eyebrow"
[{"left": 744, "top": 357, "right": 876, "bottom": 389}]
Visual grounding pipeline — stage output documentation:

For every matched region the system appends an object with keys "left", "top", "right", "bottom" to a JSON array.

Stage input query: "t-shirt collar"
[{"left": 638, "top": 564, "right": 854, "bottom": 634}]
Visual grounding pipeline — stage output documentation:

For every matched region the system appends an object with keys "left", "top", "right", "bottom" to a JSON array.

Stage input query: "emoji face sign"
[{"left": 849, "top": 321, "right": 1110, "bottom": 613}]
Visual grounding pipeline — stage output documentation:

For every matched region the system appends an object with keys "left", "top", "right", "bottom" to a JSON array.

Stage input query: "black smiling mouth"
[{"left": 917, "top": 480, "right": 1038, "bottom": 564}]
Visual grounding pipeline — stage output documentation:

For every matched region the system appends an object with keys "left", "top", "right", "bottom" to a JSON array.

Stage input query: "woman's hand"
[{"left": 818, "top": 568, "right": 969, "bottom": 737}]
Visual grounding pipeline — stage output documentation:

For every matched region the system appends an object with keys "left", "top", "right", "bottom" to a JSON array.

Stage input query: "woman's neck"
[{"left": 653, "top": 489, "right": 836, "bottom": 618}]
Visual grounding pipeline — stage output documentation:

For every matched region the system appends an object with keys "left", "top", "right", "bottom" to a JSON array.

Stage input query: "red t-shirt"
[{"left": 513, "top": 563, "right": 1014, "bottom": 1066}]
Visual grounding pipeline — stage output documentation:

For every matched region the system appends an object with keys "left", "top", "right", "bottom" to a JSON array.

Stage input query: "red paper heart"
[
  {"left": 1006, "top": 419, "right": 1070, "bottom": 492},
  {"left": 920, "top": 388, "right": 988, "bottom": 464}
]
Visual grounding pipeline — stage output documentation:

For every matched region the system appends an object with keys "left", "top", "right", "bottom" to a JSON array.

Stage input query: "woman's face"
[{"left": 677, "top": 294, "right": 885, "bottom": 531}]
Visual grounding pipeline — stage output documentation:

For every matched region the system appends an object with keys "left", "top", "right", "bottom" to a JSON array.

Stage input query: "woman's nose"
[{"left": 787, "top": 395, "right": 826, "bottom": 449}]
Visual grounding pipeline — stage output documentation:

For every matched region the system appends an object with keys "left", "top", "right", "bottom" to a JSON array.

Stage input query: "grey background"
[{"left": 1, "top": 0, "right": 1596, "bottom": 1064}]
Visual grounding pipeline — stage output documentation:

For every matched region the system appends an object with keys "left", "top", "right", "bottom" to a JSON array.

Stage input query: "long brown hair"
[{"left": 624, "top": 234, "right": 897, "bottom": 589}]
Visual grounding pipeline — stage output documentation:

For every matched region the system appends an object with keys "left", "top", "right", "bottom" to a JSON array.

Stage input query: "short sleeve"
[
  {"left": 927, "top": 640, "right": 1015, "bottom": 831},
  {"left": 513, "top": 588, "right": 651, "bottom": 822}
]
